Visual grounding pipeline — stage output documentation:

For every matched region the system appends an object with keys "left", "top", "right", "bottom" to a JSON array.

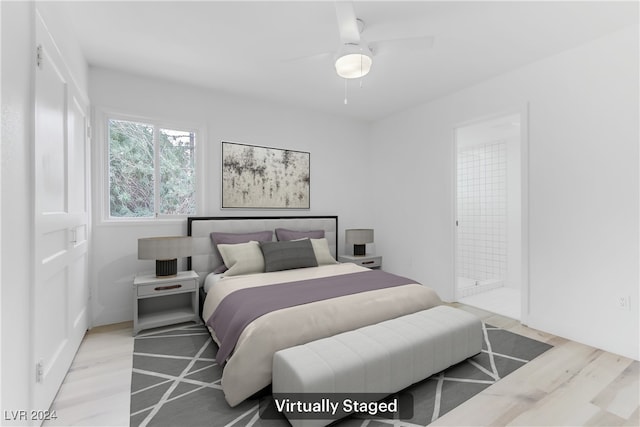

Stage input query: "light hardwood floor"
[
  {"left": 45, "top": 305, "right": 639, "bottom": 427},
  {"left": 43, "top": 322, "right": 133, "bottom": 427}
]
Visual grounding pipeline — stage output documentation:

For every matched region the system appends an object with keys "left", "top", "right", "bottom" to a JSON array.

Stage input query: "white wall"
[
  {"left": 1, "top": 1, "right": 34, "bottom": 418},
  {"left": 1, "top": 2, "right": 89, "bottom": 420},
  {"left": 89, "top": 68, "right": 372, "bottom": 326},
  {"left": 370, "top": 26, "right": 639, "bottom": 360}
]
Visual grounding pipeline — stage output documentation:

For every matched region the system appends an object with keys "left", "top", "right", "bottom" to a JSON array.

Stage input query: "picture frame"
[{"left": 221, "top": 141, "right": 310, "bottom": 209}]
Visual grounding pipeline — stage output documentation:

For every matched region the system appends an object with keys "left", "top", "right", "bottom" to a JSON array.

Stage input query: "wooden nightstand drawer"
[
  {"left": 338, "top": 255, "right": 382, "bottom": 269},
  {"left": 137, "top": 278, "right": 196, "bottom": 297}
]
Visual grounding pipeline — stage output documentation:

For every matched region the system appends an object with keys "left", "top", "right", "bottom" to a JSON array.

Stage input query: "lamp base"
[
  {"left": 156, "top": 259, "right": 178, "bottom": 277},
  {"left": 353, "top": 244, "right": 366, "bottom": 256}
]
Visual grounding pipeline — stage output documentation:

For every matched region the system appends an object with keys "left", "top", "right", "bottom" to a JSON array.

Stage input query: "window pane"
[
  {"left": 159, "top": 128, "right": 196, "bottom": 215},
  {"left": 108, "top": 119, "right": 154, "bottom": 217}
]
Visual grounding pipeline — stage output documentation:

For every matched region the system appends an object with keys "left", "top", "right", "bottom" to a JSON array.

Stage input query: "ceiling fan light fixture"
[{"left": 335, "top": 44, "right": 373, "bottom": 79}]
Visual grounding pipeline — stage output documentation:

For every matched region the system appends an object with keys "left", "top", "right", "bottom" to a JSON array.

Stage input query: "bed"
[{"left": 187, "top": 216, "right": 442, "bottom": 407}]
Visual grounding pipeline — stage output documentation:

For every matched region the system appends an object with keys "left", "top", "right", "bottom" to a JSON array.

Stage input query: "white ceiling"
[{"left": 62, "top": 1, "right": 638, "bottom": 122}]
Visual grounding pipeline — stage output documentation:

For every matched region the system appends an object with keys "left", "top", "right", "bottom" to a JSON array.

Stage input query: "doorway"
[{"left": 454, "top": 112, "right": 526, "bottom": 320}]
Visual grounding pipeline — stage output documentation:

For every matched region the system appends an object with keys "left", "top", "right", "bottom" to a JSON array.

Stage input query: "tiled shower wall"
[{"left": 457, "top": 141, "right": 507, "bottom": 292}]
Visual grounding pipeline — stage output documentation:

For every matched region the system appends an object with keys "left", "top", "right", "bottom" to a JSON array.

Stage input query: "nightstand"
[
  {"left": 133, "top": 270, "right": 200, "bottom": 335},
  {"left": 338, "top": 254, "right": 382, "bottom": 269}
]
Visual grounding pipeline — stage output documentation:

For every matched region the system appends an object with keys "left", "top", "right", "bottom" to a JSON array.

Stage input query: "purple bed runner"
[{"left": 207, "top": 270, "right": 416, "bottom": 365}]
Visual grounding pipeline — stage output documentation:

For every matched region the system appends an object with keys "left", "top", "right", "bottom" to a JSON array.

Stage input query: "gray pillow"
[
  {"left": 259, "top": 239, "right": 319, "bottom": 272},
  {"left": 275, "top": 228, "right": 324, "bottom": 241}
]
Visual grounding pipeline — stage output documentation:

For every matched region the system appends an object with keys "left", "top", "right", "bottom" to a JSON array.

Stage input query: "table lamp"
[
  {"left": 138, "top": 236, "right": 193, "bottom": 277},
  {"left": 345, "top": 229, "right": 374, "bottom": 256}
]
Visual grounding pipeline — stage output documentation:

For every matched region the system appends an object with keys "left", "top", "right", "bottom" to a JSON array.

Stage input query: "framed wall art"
[{"left": 221, "top": 141, "right": 310, "bottom": 209}]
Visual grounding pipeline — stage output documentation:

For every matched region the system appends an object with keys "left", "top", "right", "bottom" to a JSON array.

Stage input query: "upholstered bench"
[{"left": 271, "top": 305, "right": 482, "bottom": 427}]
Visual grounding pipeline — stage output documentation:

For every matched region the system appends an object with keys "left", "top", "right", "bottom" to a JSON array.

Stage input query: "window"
[{"left": 108, "top": 118, "right": 196, "bottom": 218}]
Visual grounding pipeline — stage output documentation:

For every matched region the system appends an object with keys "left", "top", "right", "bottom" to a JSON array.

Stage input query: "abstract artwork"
[{"left": 221, "top": 142, "right": 310, "bottom": 209}]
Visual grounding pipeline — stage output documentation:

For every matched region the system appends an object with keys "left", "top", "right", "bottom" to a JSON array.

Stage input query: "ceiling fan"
[{"left": 332, "top": 1, "right": 435, "bottom": 80}]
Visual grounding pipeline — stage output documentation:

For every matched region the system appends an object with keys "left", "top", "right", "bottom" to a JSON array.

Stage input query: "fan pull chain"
[
  {"left": 344, "top": 79, "right": 348, "bottom": 105},
  {"left": 360, "top": 53, "right": 364, "bottom": 88}
]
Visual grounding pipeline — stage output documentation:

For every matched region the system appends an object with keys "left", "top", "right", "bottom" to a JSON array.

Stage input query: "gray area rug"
[{"left": 130, "top": 321, "right": 552, "bottom": 427}]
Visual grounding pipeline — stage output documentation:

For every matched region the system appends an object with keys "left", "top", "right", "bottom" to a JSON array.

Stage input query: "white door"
[{"left": 32, "top": 12, "right": 90, "bottom": 414}]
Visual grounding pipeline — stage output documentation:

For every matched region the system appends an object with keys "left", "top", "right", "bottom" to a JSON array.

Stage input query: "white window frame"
[{"left": 95, "top": 109, "right": 205, "bottom": 224}]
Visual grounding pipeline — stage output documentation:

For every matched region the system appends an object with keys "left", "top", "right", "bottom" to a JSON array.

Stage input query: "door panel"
[
  {"left": 68, "top": 96, "right": 87, "bottom": 213},
  {"left": 36, "top": 47, "right": 66, "bottom": 214},
  {"left": 39, "top": 229, "right": 67, "bottom": 263},
  {"left": 69, "top": 253, "right": 88, "bottom": 329},
  {"left": 39, "top": 270, "right": 68, "bottom": 365}
]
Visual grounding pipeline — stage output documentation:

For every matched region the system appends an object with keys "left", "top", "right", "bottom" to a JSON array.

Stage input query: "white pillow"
[
  {"left": 217, "top": 241, "right": 265, "bottom": 276},
  {"left": 310, "top": 238, "right": 338, "bottom": 266}
]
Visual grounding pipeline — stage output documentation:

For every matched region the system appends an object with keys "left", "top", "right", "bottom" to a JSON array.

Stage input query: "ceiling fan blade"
[
  {"left": 335, "top": 1, "right": 360, "bottom": 43},
  {"left": 370, "top": 36, "right": 436, "bottom": 56},
  {"left": 281, "top": 51, "right": 333, "bottom": 63}
]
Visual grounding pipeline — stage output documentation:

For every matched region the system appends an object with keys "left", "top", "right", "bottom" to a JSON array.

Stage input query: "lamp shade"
[
  {"left": 138, "top": 236, "right": 193, "bottom": 260},
  {"left": 335, "top": 43, "right": 373, "bottom": 79},
  {"left": 345, "top": 229, "right": 374, "bottom": 256},
  {"left": 138, "top": 236, "right": 193, "bottom": 276}
]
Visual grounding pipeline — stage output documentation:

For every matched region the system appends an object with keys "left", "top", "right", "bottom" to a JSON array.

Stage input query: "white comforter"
[{"left": 202, "top": 263, "right": 442, "bottom": 407}]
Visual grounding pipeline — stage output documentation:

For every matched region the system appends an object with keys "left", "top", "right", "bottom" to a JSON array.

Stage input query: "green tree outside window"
[{"left": 108, "top": 119, "right": 196, "bottom": 218}]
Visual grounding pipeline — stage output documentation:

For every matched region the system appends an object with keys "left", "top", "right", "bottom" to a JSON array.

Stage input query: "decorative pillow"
[
  {"left": 217, "top": 241, "right": 265, "bottom": 276},
  {"left": 210, "top": 230, "right": 273, "bottom": 246},
  {"left": 275, "top": 228, "right": 324, "bottom": 241},
  {"left": 259, "top": 239, "right": 318, "bottom": 272},
  {"left": 210, "top": 230, "right": 273, "bottom": 272},
  {"left": 310, "top": 238, "right": 338, "bottom": 266}
]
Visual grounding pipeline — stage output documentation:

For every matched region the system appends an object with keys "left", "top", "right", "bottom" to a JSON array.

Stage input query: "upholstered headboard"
[{"left": 187, "top": 216, "right": 338, "bottom": 286}]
